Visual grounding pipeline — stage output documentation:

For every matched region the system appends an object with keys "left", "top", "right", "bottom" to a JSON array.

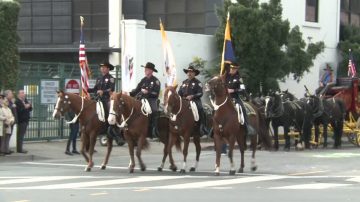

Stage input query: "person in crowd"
[
  {"left": 0, "top": 96, "right": 15, "bottom": 155},
  {"left": 64, "top": 111, "right": 80, "bottom": 155},
  {"left": 15, "top": 90, "right": 32, "bottom": 153}
]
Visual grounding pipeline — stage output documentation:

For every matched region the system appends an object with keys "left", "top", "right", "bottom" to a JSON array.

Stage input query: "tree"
[
  {"left": 0, "top": 0, "right": 20, "bottom": 91},
  {"left": 214, "top": 0, "right": 324, "bottom": 94},
  {"left": 338, "top": 25, "right": 360, "bottom": 77}
]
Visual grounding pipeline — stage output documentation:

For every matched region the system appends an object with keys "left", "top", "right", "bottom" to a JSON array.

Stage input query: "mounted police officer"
[
  {"left": 225, "top": 62, "right": 255, "bottom": 136},
  {"left": 88, "top": 61, "right": 120, "bottom": 139},
  {"left": 178, "top": 65, "right": 208, "bottom": 136},
  {"left": 130, "top": 62, "right": 161, "bottom": 139}
]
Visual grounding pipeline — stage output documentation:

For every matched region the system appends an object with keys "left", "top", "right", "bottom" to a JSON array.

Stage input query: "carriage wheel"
[{"left": 346, "top": 132, "right": 360, "bottom": 147}]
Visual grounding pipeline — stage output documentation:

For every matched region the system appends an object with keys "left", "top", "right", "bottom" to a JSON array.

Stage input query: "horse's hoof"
[
  {"left": 189, "top": 167, "right": 196, "bottom": 172},
  {"left": 100, "top": 165, "right": 106, "bottom": 170},
  {"left": 180, "top": 169, "right": 186, "bottom": 174},
  {"left": 283, "top": 147, "right": 290, "bottom": 152},
  {"left": 169, "top": 165, "right": 177, "bottom": 172},
  {"left": 214, "top": 172, "right": 220, "bottom": 176},
  {"left": 141, "top": 166, "right": 146, "bottom": 172},
  {"left": 251, "top": 166, "right": 257, "bottom": 172},
  {"left": 157, "top": 167, "right": 163, "bottom": 172},
  {"left": 85, "top": 167, "right": 91, "bottom": 172},
  {"left": 237, "top": 168, "right": 244, "bottom": 173},
  {"left": 129, "top": 168, "right": 135, "bottom": 173},
  {"left": 229, "top": 170, "right": 236, "bottom": 175}
]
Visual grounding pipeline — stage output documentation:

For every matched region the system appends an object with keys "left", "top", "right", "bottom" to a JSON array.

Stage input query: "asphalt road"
[{"left": 0, "top": 139, "right": 359, "bottom": 202}]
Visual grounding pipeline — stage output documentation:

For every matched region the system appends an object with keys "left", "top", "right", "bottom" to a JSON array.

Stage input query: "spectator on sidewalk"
[
  {"left": 4, "top": 90, "right": 17, "bottom": 154},
  {"left": 64, "top": 111, "right": 80, "bottom": 155},
  {"left": 0, "top": 96, "right": 15, "bottom": 155},
  {"left": 15, "top": 90, "right": 32, "bottom": 153}
]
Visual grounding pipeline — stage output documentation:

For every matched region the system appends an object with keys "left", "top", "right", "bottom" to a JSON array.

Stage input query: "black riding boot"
[
  {"left": 238, "top": 100, "right": 255, "bottom": 136},
  {"left": 199, "top": 108, "right": 209, "bottom": 137},
  {"left": 148, "top": 112, "right": 159, "bottom": 139},
  {"left": 65, "top": 139, "right": 72, "bottom": 155}
]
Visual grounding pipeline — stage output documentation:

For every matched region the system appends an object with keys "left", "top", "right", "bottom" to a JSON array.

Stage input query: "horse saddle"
[
  {"left": 244, "top": 102, "right": 256, "bottom": 115},
  {"left": 189, "top": 101, "right": 199, "bottom": 122},
  {"left": 96, "top": 101, "right": 106, "bottom": 122}
]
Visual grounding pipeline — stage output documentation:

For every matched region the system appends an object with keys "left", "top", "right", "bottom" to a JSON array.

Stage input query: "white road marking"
[
  {"left": 152, "top": 175, "right": 286, "bottom": 189},
  {"left": 0, "top": 176, "right": 83, "bottom": 185},
  {"left": 347, "top": 177, "right": 360, "bottom": 183},
  {"left": 0, "top": 176, "right": 185, "bottom": 190},
  {"left": 270, "top": 183, "right": 350, "bottom": 190}
]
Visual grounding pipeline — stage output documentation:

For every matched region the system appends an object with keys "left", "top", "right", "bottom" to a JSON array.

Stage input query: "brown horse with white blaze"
[
  {"left": 52, "top": 91, "right": 111, "bottom": 172},
  {"left": 206, "top": 76, "right": 272, "bottom": 175},
  {"left": 163, "top": 86, "right": 201, "bottom": 173}
]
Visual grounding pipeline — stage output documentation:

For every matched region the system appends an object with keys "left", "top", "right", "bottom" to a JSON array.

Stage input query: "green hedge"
[{"left": 0, "top": 0, "right": 20, "bottom": 91}]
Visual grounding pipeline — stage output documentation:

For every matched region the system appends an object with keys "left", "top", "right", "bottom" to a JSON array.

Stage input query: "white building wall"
[
  {"left": 121, "top": 20, "right": 217, "bottom": 101},
  {"left": 259, "top": 0, "right": 341, "bottom": 97}
]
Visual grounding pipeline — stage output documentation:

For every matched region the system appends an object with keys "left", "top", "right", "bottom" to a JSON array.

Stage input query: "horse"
[
  {"left": 279, "top": 90, "right": 313, "bottom": 149},
  {"left": 304, "top": 94, "right": 346, "bottom": 148},
  {"left": 163, "top": 86, "right": 202, "bottom": 173},
  {"left": 108, "top": 92, "right": 180, "bottom": 173},
  {"left": 52, "top": 91, "right": 109, "bottom": 171},
  {"left": 206, "top": 76, "right": 272, "bottom": 175},
  {"left": 265, "top": 92, "right": 312, "bottom": 151}
]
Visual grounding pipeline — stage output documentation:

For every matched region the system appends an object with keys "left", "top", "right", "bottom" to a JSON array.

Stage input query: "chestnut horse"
[
  {"left": 206, "top": 76, "right": 272, "bottom": 175},
  {"left": 52, "top": 91, "right": 111, "bottom": 171},
  {"left": 163, "top": 86, "right": 202, "bottom": 173},
  {"left": 108, "top": 92, "right": 181, "bottom": 173}
]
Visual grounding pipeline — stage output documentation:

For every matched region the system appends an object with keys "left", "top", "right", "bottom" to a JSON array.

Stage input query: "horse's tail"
[
  {"left": 174, "top": 136, "right": 182, "bottom": 152},
  {"left": 142, "top": 138, "right": 150, "bottom": 150},
  {"left": 336, "top": 99, "right": 346, "bottom": 119},
  {"left": 256, "top": 107, "right": 273, "bottom": 150}
]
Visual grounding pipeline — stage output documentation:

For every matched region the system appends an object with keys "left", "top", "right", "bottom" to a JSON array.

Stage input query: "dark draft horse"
[
  {"left": 163, "top": 86, "right": 201, "bottom": 173},
  {"left": 52, "top": 91, "right": 108, "bottom": 171},
  {"left": 108, "top": 92, "right": 179, "bottom": 173},
  {"left": 304, "top": 94, "right": 346, "bottom": 148},
  {"left": 206, "top": 76, "right": 272, "bottom": 175}
]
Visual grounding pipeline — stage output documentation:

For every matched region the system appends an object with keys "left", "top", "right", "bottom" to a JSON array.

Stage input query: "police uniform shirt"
[
  {"left": 88, "top": 73, "right": 115, "bottom": 100},
  {"left": 178, "top": 78, "right": 203, "bottom": 101},
  {"left": 226, "top": 72, "right": 244, "bottom": 99},
  {"left": 130, "top": 75, "right": 160, "bottom": 99}
]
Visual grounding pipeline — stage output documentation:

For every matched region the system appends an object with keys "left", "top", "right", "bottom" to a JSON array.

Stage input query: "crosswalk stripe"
[
  {"left": 347, "top": 177, "right": 360, "bottom": 183},
  {"left": 153, "top": 175, "right": 286, "bottom": 189},
  {"left": 0, "top": 176, "right": 83, "bottom": 185},
  {"left": 270, "top": 183, "right": 350, "bottom": 189},
  {"left": 0, "top": 176, "right": 185, "bottom": 190}
]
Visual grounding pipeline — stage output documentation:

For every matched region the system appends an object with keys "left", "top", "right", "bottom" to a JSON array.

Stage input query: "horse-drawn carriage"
[{"left": 322, "top": 77, "right": 360, "bottom": 146}]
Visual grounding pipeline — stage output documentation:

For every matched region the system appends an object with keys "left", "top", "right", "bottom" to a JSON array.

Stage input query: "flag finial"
[{"left": 80, "top": 16, "right": 84, "bottom": 26}]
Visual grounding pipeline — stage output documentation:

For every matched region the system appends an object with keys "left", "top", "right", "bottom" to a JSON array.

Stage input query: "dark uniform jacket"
[
  {"left": 15, "top": 98, "right": 32, "bottom": 124},
  {"left": 178, "top": 78, "right": 203, "bottom": 109},
  {"left": 225, "top": 72, "right": 245, "bottom": 102},
  {"left": 130, "top": 75, "right": 160, "bottom": 111},
  {"left": 88, "top": 73, "right": 115, "bottom": 102}
]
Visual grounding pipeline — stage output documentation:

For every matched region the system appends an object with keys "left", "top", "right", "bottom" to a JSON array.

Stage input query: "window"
[{"left": 305, "top": 0, "right": 319, "bottom": 22}]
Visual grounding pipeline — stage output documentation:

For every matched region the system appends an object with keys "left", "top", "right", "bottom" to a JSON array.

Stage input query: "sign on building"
[
  {"left": 40, "top": 80, "right": 59, "bottom": 104},
  {"left": 65, "top": 79, "right": 80, "bottom": 94}
]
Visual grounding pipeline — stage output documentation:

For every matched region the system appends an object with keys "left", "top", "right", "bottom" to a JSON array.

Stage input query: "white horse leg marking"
[
  {"left": 182, "top": 161, "right": 187, "bottom": 170},
  {"left": 215, "top": 165, "right": 220, "bottom": 174},
  {"left": 52, "top": 97, "right": 60, "bottom": 118},
  {"left": 159, "top": 162, "right": 164, "bottom": 169},
  {"left": 192, "top": 161, "right": 199, "bottom": 169},
  {"left": 264, "top": 97, "right": 270, "bottom": 117},
  {"left": 230, "top": 162, "right": 235, "bottom": 171},
  {"left": 108, "top": 100, "right": 116, "bottom": 125},
  {"left": 251, "top": 158, "right": 256, "bottom": 168}
]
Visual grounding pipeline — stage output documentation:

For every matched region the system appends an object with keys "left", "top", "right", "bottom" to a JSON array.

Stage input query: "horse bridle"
[
  {"left": 167, "top": 92, "right": 183, "bottom": 121},
  {"left": 110, "top": 97, "right": 135, "bottom": 128}
]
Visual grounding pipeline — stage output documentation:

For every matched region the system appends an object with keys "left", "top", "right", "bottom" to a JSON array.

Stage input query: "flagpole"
[{"left": 220, "top": 12, "right": 230, "bottom": 75}]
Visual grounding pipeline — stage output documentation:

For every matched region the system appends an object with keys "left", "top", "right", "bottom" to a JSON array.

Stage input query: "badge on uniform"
[
  {"left": 192, "top": 83, "right": 195, "bottom": 86},
  {"left": 110, "top": 78, "right": 114, "bottom": 83},
  {"left": 233, "top": 79, "right": 237, "bottom": 82},
  {"left": 105, "top": 78, "right": 109, "bottom": 83}
]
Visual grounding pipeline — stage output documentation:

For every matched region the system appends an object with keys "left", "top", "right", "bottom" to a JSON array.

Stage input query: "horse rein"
[
  {"left": 66, "top": 96, "right": 85, "bottom": 124},
  {"left": 210, "top": 96, "right": 228, "bottom": 111},
  {"left": 169, "top": 94, "right": 183, "bottom": 122}
]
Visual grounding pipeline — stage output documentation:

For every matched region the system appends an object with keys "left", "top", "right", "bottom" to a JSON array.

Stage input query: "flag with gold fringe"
[{"left": 160, "top": 19, "right": 177, "bottom": 87}]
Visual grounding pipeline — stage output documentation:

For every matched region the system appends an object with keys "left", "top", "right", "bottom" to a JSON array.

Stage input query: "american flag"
[
  {"left": 348, "top": 49, "right": 357, "bottom": 78},
  {"left": 79, "top": 16, "right": 91, "bottom": 98}
]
